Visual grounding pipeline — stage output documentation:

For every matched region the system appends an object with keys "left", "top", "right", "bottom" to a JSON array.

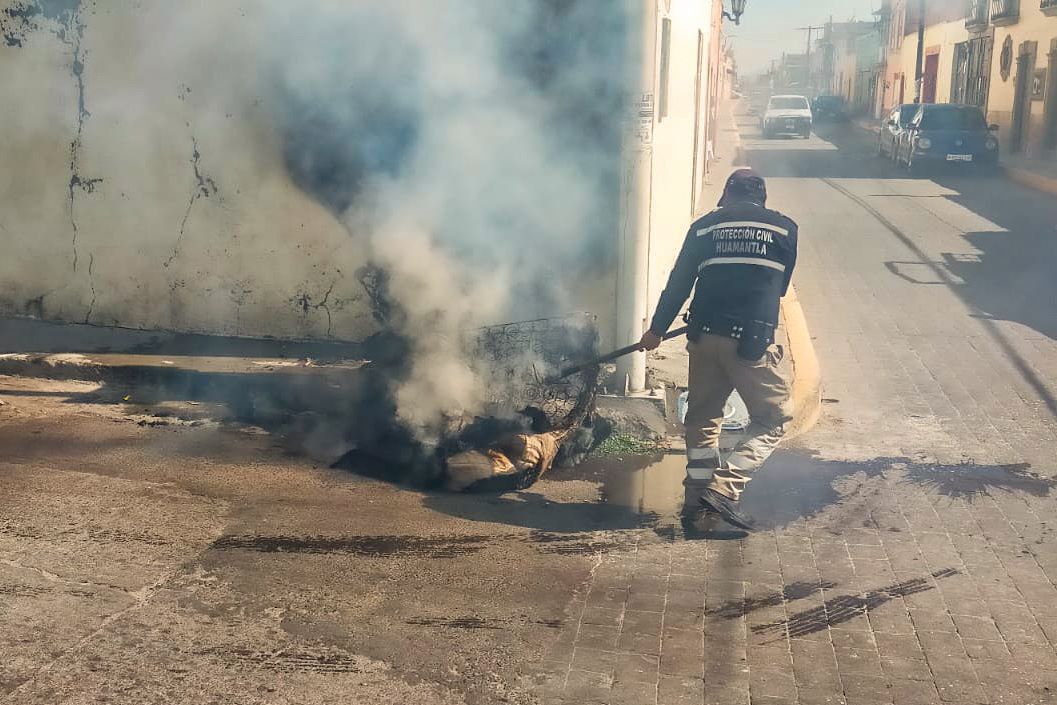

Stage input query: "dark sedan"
[
  {"left": 896, "top": 104, "right": 1000, "bottom": 172},
  {"left": 812, "top": 95, "right": 848, "bottom": 122},
  {"left": 877, "top": 103, "right": 919, "bottom": 159}
]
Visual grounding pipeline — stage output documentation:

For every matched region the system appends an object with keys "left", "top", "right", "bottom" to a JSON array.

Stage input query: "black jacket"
[{"left": 648, "top": 201, "right": 798, "bottom": 337}]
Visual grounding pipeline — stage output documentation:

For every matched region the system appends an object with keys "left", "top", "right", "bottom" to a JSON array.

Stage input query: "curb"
[
  {"left": 779, "top": 285, "right": 822, "bottom": 440},
  {"left": 1003, "top": 166, "right": 1057, "bottom": 197}
]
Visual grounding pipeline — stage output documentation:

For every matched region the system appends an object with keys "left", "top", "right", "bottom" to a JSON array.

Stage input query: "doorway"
[
  {"left": 1044, "top": 45, "right": 1057, "bottom": 151},
  {"left": 1011, "top": 44, "right": 1037, "bottom": 153},
  {"left": 923, "top": 53, "right": 939, "bottom": 103}
]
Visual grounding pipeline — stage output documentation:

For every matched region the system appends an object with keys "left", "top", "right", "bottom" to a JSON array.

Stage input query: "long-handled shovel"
[{"left": 550, "top": 325, "right": 689, "bottom": 381}]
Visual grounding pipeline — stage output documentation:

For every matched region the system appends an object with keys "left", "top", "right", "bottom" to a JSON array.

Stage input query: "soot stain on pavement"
[
  {"left": 210, "top": 534, "right": 493, "bottom": 558},
  {"left": 752, "top": 568, "right": 961, "bottom": 641},
  {"left": 902, "top": 461, "right": 1054, "bottom": 500},
  {"left": 210, "top": 531, "right": 637, "bottom": 558},
  {"left": 201, "top": 646, "right": 368, "bottom": 674},
  {"left": 528, "top": 529, "right": 639, "bottom": 555},
  {"left": 404, "top": 616, "right": 563, "bottom": 630},
  {"left": 705, "top": 580, "right": 838, "bottom": 620}
]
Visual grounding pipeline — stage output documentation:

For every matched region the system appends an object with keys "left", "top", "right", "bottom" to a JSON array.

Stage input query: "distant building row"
[{"left": 773, "top": 0, "right": 1057, "bottom": 160}]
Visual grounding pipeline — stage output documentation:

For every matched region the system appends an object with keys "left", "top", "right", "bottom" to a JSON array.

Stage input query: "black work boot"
[{"left": 699, "top": 488, "right": 755, "bottom": 532}]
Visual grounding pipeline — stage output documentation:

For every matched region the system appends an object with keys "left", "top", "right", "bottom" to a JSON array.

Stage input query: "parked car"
[
  {"left": 812, "top": 95, "right": 848, "bottom": 122},
  {"left": 896, "top": 103, "right": 1000, "bottom": 172},
  {"left": 877, "top": 104, "right": 919, "bottom": 159},
  {"left": 761, "top": 95, "right": 812, "bottom": 139}
]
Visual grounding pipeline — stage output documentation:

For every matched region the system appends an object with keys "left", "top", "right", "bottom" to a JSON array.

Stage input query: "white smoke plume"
[
  {"left": 266, "top": 1, "right": 630, "bottom": 439},
  {"left": 0, "top": 0, "right": 631, "bottom": 443}
]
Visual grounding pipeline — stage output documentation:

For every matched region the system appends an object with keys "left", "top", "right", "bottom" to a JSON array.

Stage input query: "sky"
[{"left": 731, "top": 0, "right": 881, "bottom": 75}]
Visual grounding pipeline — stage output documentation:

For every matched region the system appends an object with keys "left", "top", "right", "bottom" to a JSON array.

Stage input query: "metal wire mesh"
[{"left": 468, "top": 314, "right": 599, "bottom": 425}]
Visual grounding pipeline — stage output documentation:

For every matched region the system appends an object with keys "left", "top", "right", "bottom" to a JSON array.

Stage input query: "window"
[
  {"left": 920, "top": 107, "right": 987, "bottom": 130},
  {"left": 899, "top": 104, "right": 918, "bottom": 124},
  {"left": 659, "top": 18, "right": 672, "bottom": 121},
  {"left": 769, "top": 96, "right": 811, "bottom": 110},
  {"left": 950, "top": 38, "right": 992, "bottom": 108}
]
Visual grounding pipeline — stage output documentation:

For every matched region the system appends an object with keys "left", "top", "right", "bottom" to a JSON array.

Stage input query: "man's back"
[{"left": 687, "top": 201, "right": 798, "bottom": 329}]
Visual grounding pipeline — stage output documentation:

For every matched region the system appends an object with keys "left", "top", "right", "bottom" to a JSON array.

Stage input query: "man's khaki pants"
[{"left": 684, "top": 333, "right": 793, "bottom": 501}]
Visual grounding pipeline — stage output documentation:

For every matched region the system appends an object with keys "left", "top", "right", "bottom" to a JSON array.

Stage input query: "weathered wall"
[
  {"left": 898, "top": 19, "right": 968, "bottom": 104},
  {"left": 0, "top": 1, "right": 376, "bottom": 341},
  {"left": 0, "top": 1, "right": 630, "bottom": 345},
  {"left": 987, "top": 7, "right": 1056, "bottom": 156},
  {"left": 645, "top": 0, "right": 717, "bottom": 317}
]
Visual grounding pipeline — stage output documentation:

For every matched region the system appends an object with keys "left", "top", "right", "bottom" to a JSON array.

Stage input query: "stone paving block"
[
  {"left": 950, "top": 614, "right": 1002, "bottom": 641},
  {"left": 880, "top": 654, "right": 934, "bottom": 682},
  {"left": 796, "top": 689, "right": 848, "bottom": 705},
  {"left": 582, "top": 606, "right": 624, "bottom": 628},
  {"left": 660, "top": 629, "right": 704, "bottom": 678},
  {"left": 945, "top": 598, "right": 991, "bottom": 619},
  {"left": 833, "top": 647, "right": 884, "bottom": 678},
  {"left": 930, "top": 676, "right": 988, "bottom": 705},
  {"left": 1006, "top": 641, "right": 1057, "bottom": 671},
  {"left": 613, "top": 652, "right": 659, "bottom": 684},
  {"left": 657, "top": 675, "right": 703, "bottom": 705},
  {"left": 916, "top": 630, "right": 970, "bottom": 661},
  {"left": 996, "top": 619, "right": 1050, "bottom": 646},
  {"left": 747, "top": 645, "right": 792, "bottom": 670},
  {"left": 572, "top": 647, "right": 619, "bottom": 675},
  {"left": 609, "top": 678, "right": 657, "bottom": 705},
  {"left": 667, "top": 589, "right": 706, "bottom": 611},
  {"left": 747, "top": 666, "right": 797, "bottom": 700},
  {"left": 668, "top": 573, "right": 708, "bottom": 593},
  {"left": 866, "top": 606, "right": 916, "bottom": 636},
  {"left": 839, "top": 673, "right": 893, "bottom": 705},
  {"left": 829, "top": 628, "right": 878, "bottom": 650},
  {"left": 909, "top": 609, "right": 957, "bottom": 634},
  {"left": 960, "top": 637, "right": 1012, "bottom": 665},
  {"left": 622, "top": 609, "right": 664, "bottom": 636},
  {"left": 618, "top": 630, "right": 662, "bottom": 657},
  {"left": 750, "top": 695, "right": 798, "bottom": 705},
  {"left": 848, "top": 544, "right": 889, "bottom": 562},
  {"left": 627, "top": 592, "right": 666, "bottom": 612},
  {"left": 885, "top": 678, "right": 942, "bottom": 705},
  {"left": 628, "top": 575, "right": 668, "bottom": 596},
  {"left": 578, "top": 624, "right": 622, "bottom": 651},
  {"left": 588, "top": 588, "right": 630, "bottom": 610},
  {"left": 703, "top": 680, "right": 751, "bottom": 705},
  {"left": 564, "top": 669, "right": 613, "bottom": 702},
  {"left": 544, "top": 629, "right": 578, "bottom": 662}
]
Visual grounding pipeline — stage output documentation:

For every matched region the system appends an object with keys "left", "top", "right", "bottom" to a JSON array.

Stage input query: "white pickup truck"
[{"left": 760, "top": 95, "right": 813, "bottom": 139}]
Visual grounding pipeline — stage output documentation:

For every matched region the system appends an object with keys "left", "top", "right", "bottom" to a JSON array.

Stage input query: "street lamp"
[{"left": 723, "top": 0, "right": 748, "bottom": 25}]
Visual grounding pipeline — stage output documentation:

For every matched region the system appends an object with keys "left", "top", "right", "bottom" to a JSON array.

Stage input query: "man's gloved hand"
[{"left": 637, "top": 331, "right": 662, "bottom": 351}]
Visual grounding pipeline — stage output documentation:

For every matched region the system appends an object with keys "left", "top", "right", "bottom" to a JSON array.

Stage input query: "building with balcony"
[
  {"left": 984, "top": 0, "right": 1057, "bottom": 158},
  {"left": 991, "top": 0, "right": 1022, "bottom": 26}
]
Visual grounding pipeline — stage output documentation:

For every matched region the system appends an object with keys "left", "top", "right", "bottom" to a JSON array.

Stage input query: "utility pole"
[
  {"left": 796, "top": 25, "right": 825, "bottom": 94},
  {"left": 913, "top": 0, "right": 926, "bottom": 102}
]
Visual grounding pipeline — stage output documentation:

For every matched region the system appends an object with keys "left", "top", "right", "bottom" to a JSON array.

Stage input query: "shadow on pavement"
[{"left": 737, "top": 106, "right": 1057, "bottom": 417}]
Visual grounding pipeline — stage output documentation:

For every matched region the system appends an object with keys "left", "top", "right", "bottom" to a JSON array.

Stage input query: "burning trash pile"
[
  {"left": 332, "top": 312, "right": 612, "bottom": 493},
  {"left": 264, "top": 1, "right": 633, "bottom": 491}
]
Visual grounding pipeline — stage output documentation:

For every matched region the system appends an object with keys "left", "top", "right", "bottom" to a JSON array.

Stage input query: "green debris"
[{"left": 593, "top": 432, "right": 659, "bottom": 457}]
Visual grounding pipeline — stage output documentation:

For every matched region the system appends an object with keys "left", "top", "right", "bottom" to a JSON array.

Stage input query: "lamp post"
[{"left": 723, "top": 0, "right": 748, "bottom": 25}]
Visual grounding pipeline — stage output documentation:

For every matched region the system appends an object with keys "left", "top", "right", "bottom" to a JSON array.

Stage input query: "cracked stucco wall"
[{"left": 0, "top": 1, "right": 376, "bottom": 341}]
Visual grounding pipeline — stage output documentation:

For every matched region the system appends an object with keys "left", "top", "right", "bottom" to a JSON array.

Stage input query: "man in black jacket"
[{"left": 638, "top": 168, "right": 797, "bottom": 531}]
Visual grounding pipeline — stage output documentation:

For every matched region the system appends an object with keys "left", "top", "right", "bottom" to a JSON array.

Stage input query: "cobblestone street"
[
  {"left": 5, "top": 112, "right": 1057, "bottom": 705},
  {"left": 537, "top": 112, "right": 1057, "bottom": 704}
]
